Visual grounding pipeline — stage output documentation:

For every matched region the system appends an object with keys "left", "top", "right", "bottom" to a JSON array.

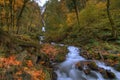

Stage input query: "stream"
[
  {"left": 38, "top": 3, "right": 120, "bottom": 80},
  {"left": 55, "top": 46, "right": 120, "bottom": 80},
  {"left": 39, "top": 19, "right": 120, "bottom": 80}
]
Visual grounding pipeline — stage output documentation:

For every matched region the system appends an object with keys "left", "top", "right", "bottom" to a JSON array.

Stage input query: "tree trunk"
[
  {"left": 72, "top": 0, "right": 80, "bottom": 25},
  {"left": 9, "top": 0, "right": 13, "bottom": 30},
  {"left": 16, "top": 0, "right": 29, "bottom": 34},
  {"left": 106, "top": 0, "right": 117, "bottom": 39}
]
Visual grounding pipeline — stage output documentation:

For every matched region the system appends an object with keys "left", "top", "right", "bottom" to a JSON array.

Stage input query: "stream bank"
[
  {"left": 0, "top": 31, "right": 68, "bottom": 80},
  {"left": 54, "top": 46, "right": 120, "bottom": 80}
]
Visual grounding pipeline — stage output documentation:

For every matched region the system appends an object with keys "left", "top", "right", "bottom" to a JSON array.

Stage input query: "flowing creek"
[
  {"left": 37, "top": 2, "right": 120, "bottom": 80},
  {"left": 55, "top": 46, "right": 120, "bottom": 80}
]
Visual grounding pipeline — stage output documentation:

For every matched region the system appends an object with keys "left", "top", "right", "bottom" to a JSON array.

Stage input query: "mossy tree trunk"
[
  {"left": 16, "top": 0, "right": 29, "bottom": 34},
  {"left": 72, "top": 0, "right": 80, "bottom": 25},
  {"left": 106, "top": 0, "right": 118, "bottom": 39}
]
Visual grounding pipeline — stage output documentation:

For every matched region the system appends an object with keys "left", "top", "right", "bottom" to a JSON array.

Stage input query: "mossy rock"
[
  {"left": 88, "top": 62, "right": 98, "bottom": 70},
  {"left": 106, "top": 70, "right": 116, "bottom": 79},
  {"left": 55, "top": 53, "right": 66, "bottom": 62},
  {"left": 76, "top": 62, "right": 83, "bottom": 70},
  {"left": 115, "top": 63, "right": 120, "bottom": 72},
  {"left": 54, "top": 46, "right": 67, "bottom": 62}
]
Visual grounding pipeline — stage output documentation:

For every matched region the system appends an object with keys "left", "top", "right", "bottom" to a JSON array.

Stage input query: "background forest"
[{"left": 45, "top": 0, "right": 120, "bottom": 44}]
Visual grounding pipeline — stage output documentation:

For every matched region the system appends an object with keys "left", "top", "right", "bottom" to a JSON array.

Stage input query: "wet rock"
[
  {"left": 89, "top": 71, "right": 98, "bottom": 79},
  {"left": 51, "top": 71, "right": 57, "bottom": 80},
  {"left": 83, "top": 65, "right": 91, "bottom": 74},
  {"left": 98, "top": 68, "right": 108, "bottom": 78},
  {"left": 88, "top": 62, "right": 98, "bottom": 70},
  {"left": 76, "top": 62, "right": 83, "bottom": 70},
  {"left": 106, "top": 70, "right": 116, "bottom": 78},
  {"left": 98, "top": 68, "right": 115, "bottom": 79}
]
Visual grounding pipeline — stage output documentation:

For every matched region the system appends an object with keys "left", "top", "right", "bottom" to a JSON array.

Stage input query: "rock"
[
  {"left": 83, "top": 65, "right": 91, "bottom": 74},
  {"left": 76, "top": 62, "right": 83, "bottom": 70},
  {"left": 106, "top": 70, "right": 116, "bottom": 78},
  {"left": 98, "top": 68, "right": 115, "bottom": 79},
  {"left": 88, "top": 62, "right": 98, "bottom": 70},
  {"left": 98, "top": 68, "right": 108, "bottom": 78},
  {"left": 89, "top": 71, "right": 98, "bottom": 79},
  {"left": 51, "top": 71, "right": 57, "bottom": 80}
]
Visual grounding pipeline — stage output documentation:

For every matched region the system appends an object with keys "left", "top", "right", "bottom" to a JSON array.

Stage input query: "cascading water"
[
  {"left": 39, "top": 5, "right": 46, "bottom": 44},
  {"left": 96, "top": 61, "right": 120, "bottom": 79},
  {"left": 39, "top": 26, "right": 45, "bottom": 44},
  {"left": 55, "top": 46, "right": 120, "bottom": 80}
]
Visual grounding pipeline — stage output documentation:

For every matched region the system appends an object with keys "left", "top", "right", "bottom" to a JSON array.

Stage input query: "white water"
[
  {"left": 55, "top": 46, "right": 120, "bottom": 80},
  {"left": 96, "top": 61, "right": 120, "bottom": 79},
  {"left": 42, "top": 26, "right": 46, "bottom": 32}
]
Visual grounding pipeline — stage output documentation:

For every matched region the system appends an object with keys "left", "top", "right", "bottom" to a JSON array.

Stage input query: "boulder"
[
  {"left": 76, "top": 62, "right": 83, "bottom": 70},
  {"left": 98, "top": 68, "right": 108, "bottom": 78},
  {"left": 98, "top": 68, "right": 116, "bottom": 79},
  {"left": 88, "top": 62, "right": 98, "bottom": 70},
  {"left": 106, "top": 70, "right": 116, "bottom": 79}
]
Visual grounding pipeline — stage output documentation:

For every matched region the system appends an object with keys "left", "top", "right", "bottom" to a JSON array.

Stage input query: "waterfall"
[
  {"left": 55, "top": 46, "right": 120, "bottom": 80},
  {"left": 39, "top": 5, "right": 46, "bottom": 44}
]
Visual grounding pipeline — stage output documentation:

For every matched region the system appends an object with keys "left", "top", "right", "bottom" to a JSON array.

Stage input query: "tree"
[
  {"left": 72, "top": 0, "right": 80, "bottom": 25},
  {"left": 106, "top": 0, "right": 118, "bottom": 39},
  {"left": 16, "top": 0, "right": 30, "bottom": 34}
]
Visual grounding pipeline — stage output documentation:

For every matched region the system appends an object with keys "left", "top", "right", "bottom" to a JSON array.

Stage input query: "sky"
[{"left": 35, "top": 0, "right": 48, "bottom": 6}]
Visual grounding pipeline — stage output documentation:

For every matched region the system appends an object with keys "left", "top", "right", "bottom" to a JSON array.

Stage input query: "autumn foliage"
[
  {"left": 0, "top": 55, "right": 21, "bottom": 68},
  {"left": 0, "top": 55, "right": 46, "bottom": 80},
  {"left": 41, "top": 43, "right": 59, "bottom": 59}
]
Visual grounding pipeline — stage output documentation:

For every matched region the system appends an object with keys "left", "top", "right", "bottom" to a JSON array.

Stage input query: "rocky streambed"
[{"left": 54, "top": 46, "right": 120, "bottom": 80}]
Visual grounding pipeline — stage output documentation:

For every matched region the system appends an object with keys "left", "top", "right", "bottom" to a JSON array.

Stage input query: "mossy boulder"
[
  {"left": 88, "top": 62, "right": 98, "bottom": 70},
  {"left": 98, "top": 68, "right": 116, "bottom": 79},
  {"left": 106, "top": 70, "right": 116, "bottom": 79},
  {"left": 98, "top": 68, "right": 108, "bottom": 78},
  {"left": 55, "top": 53, "right": 66, "bottom": 62}
]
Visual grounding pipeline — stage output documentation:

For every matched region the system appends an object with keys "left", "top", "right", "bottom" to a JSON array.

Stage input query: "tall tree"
[
  {"left": 72, "top": 0, "right": 80, "bottom": 25},
  {"left": 106, "top": 0, "right": 117, "bottom": 39},
  {"left": 16, "top": 0, "right": 29, "bottom": 34}
]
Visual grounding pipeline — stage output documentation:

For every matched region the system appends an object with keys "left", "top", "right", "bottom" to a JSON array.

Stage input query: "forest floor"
[
  {"left": 0, "top": 30, "right": 68, "bottom": 80},
  {"left": 0, "top": 30, "right": 120, "bottom": 80}
]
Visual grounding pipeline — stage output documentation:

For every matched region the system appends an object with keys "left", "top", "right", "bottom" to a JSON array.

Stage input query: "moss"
[
  {"left": 88, "top": 62, "right": 98, "bottom": 70},
  {"left": 55, "top": 53, "right": 66, "bottom": 62},
  {"left": 116, "top": 62, "right": 120, "bottom": 71},
  {"left": 55, "top": 46, "right": 68, "bottom": 62},
  {"left": 44, "top": 69, "right": 51, "bottom": 80}
]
